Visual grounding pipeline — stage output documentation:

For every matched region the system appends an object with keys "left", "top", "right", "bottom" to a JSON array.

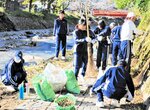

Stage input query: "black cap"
[
  {"left": 117, "top": 59, "right": 127, "bottom": 67},
  {"left": 78, "top": 19, "right": 86, "bottom": 26},
  {"left": 98, "top": 20, "right": 106, "bottom": 29},
  {"left": 59, "top": 10, "right": 65, "bottom": 14}
]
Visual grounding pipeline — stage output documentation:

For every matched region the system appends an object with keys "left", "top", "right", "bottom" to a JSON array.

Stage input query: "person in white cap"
[
  {"left": 0, "top": 51, "right": 27, "bottom": 91},
  {"left": 120, "top": 12, "right": 143, "bottom": 73}
]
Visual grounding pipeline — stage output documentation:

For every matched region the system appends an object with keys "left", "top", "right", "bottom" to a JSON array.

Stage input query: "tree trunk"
[
  {"left": 47, "top": 0, "right": 55, "bottom": 13},
  {"left": 29, "top": 0, "right": 33, "bottom": 12}
]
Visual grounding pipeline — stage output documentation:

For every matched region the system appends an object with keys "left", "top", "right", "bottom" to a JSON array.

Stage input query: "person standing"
[
  {"left": 73, "top": 19, "right": 96, "bottom": 80},
  {"left": 94, "top": 20, "right": 111, "bottom": 71},
  {"left": 53, "top": 10, "right": 68, "bottom": 60},
  {"left": 110, "top": 22, "right": 122, "bottom": 66},
  {"left": 120, "top": 12, "right": 143, "bottom": 73}
]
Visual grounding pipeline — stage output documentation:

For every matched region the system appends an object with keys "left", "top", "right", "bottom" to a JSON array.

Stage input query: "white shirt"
[{"left": 121, "top": 20, "right": 142, "bottom": 41}]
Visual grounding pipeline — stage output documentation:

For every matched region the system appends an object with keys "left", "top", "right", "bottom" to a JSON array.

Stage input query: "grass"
[{"left": 25, "top": 50, "right": 73, "bottom": 82}]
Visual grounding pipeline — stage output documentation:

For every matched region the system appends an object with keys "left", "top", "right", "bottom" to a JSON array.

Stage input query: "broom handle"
[{"left": 85, "top": 0, "right": 90, "bottom": 38}]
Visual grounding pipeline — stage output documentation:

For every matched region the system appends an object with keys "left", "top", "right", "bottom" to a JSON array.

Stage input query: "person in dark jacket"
[
  {"left": 53, "top": 10, "right": 68, "bottom": 60},
  {"left": 94, "top": 20, "right": 111, "bottom": 71},
  {"left": 110, "top": 22, "right": 122, "bottom": 66},
  {"left": 0, "top": 51, "right": 27, "bottom": 91},
  {"left": 90, "top": 60, "right": 135, "bottom": 108},
  {"left": 73, "top": 19, "right": 96, "bottom": 80}
]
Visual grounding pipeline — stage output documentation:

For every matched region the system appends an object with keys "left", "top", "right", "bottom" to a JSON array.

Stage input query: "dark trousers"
[
  {"left": 97, "top": 89, "right": 104, "bottom": 102},
  {"left": 74, "top": 53, "right": 88, "bottom": 79},
  {"left": 96, "top": 42, "right": 107, "bottom": 70},
  {"left": 55, "top": 34, "right": 67, "bottom": 57},
  {"left": 120, "top": 40, "right": 131, "bottom": 73},
  {"left": 112, "top": 41, "right": 121, "bottom": 66}
]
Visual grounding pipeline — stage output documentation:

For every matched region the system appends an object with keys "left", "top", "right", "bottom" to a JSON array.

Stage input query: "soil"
[{"left": 0, "top": 50, "right": 146, "bottom": 110}]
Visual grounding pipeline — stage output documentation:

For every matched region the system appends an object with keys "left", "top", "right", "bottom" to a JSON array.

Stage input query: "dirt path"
[{"left": 0, "top": 50, "right": 146, "bottom": 110}]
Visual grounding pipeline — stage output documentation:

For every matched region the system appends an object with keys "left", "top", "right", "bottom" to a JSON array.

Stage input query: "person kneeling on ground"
[
  {"left": 0, "top": 51, "right": 27, "bottom": 91},
  {"left": 90, "top": 60, "right": 135, "bottom": 108}
]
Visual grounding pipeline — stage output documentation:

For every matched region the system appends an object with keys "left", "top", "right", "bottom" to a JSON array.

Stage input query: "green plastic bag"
[
  {"left": 32, "top": 74, "right": 55, "bottom": 101},
  {"left": 54, "top": 94, "right": 76, "bottom": 110},
  {"left": 65, "top": 70, "right": 80, "bottom": 94}
]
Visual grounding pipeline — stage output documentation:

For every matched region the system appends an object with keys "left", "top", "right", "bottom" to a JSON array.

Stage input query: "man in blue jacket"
[
  {"left": 53, "top": 10, "right": 68, "bottom": 60},
  {"left": 90, "top": 60, "right": 135, "bottom": 108},
  {"left": 94, "top": 20, "right": 111, "bottom": 71},
  {"left": 110, "top": 22, "right": 122, "bottom": 66}
]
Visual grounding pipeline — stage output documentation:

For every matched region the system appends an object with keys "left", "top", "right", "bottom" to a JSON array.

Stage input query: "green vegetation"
[{"left": 114, "top": 0, "right": 133, "bottom": 9}]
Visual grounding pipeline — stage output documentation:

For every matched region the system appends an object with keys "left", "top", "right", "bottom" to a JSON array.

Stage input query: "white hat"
[
  {"left": 127, "top": 12, "right": 136, "bottom": 18},
  {"left": 109, "top": 22, "right": 116, "bottom": 28},
  {"left": 14, "top": 56, "right": 21, "bottom": 63}
]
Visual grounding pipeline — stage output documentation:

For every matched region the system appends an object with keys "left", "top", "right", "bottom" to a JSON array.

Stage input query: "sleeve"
[
  {"left": 53, "top": 19, "right": 57, "bottom": 36},
  {"left": 73, "top": 30, "right": 86, "bottom": 43},
  {"left": 89, "top": 30, "right": 97, "bottom": 43},
  {"left": 98, "top": 27, "right": 111, "bottom": 37},
  {"left": 8, "top": 60, "right": 18, "bottom": 86},
  {"left": 66, "top": 20, "right": 68, "bottom": 35},
  {"left": 92, "top": 69, "right": 110, "bottom": 92},
  {"left": 94, "top": 27, "right": 100, "bottom": 34},
  {"left": 132, "top": 22, "right": 143, "bottom": 35},
  {"left": 125, "top": 72, "right": 135, "bottom": 97}
]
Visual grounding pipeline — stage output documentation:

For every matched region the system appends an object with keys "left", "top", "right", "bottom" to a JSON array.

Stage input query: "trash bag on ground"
[
  {"left": 65, "top": 70, "right": 80, "bottom": 94},
  {"left": 54, "top": 93, "right": 76, "bottom": 110},
  {"left": 32, "top": 74, "right": 55, "bottom": 101},
  {"left": 43, "top": 63, "right": 67, "bottom": 92}
]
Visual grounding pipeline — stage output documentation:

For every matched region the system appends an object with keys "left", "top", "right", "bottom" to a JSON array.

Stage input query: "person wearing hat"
[
  {"left": 94, "top": 20, "right": 111, "bottom": 71},
  {"left": 90, "top": 60, "right": 135, "bottom": 108},
  {"left": 73, "top": 18, "right": 96, "bottom": 80},
  {"left": 120, "top": 12, "right": 143, "bottom": 73},
  {"left": 0, "top": 51, "right": 27, "bottom": 91},
  {"left": 53, "top": 10, "right": 68, "bottom": 60},
  {"left": 109, "top": 22, "right": 122, "bottom": 66}
]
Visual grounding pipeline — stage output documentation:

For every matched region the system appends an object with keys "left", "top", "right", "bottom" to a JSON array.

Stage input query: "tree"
[
  {"left": 40, "top": 0, "right": 55, "bottom": 13},
  {"left": 22, "top": 0, "right": 37, "bottom": 12},
  {"left": 114, "top": 0, "right": 133, "bottom": 9}
]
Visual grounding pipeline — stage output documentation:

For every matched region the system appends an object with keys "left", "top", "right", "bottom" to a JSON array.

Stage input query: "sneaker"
[
  {"left": 79, "top": 74, "right": 85, "bottom": 83},
  {"left": 61, "top": 56, "right": 66, "bottom": 60},
  {"left": 54, "top": 57, "right": 58, "bottom": 60},
  {"left": 89, "top": 88, "right": 94, "bottom": 97},
  {"left": 96, "top": 101, "right": 105, "bottom": 108},
  {"left": 111, "top": 99, "right": 120, "bottom": 107},
  {"left": 126, "top": 91, "right": 133, "bottom": 102},
  {"left": 6, "top": 86, "right": 16, "bottom": 92}
]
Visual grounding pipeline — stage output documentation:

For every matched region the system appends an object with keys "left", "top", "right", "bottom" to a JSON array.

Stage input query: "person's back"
[
  {"left": 102, "top": 66, "right": 127, "bottom": 100},
  {"left": 0, "top": 51, "right": 27, "bottom": 91},
  {"left": 111, "top": 26, "right": 121, "bottom": 42},
  {"left": 91, "top": 60, "right": 135, "bottom": 107}
]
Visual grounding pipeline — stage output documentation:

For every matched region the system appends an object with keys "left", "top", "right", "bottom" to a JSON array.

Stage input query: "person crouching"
[
  {"left": 0, "top": 51, "right": 27, "bottom": 91},
  {"left": 90, "top": 60, "right": 135, "bottom": 108}
]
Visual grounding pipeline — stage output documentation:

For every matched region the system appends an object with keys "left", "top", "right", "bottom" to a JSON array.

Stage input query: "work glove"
[
  {"left": 97, "top": 35, "right": 104, "bottom": 41},
  {"left": 91, "top": 39, "right": 97, "bottom": 44},
  {"left": 107, "top": 36, "right": 111, "bottom": 45},
  {"left": 85, "top": 37, "right": 92, "bottom": 43}
]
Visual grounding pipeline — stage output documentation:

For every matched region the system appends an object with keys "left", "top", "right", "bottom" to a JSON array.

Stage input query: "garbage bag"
[
  {"left": 32, "top": 74, "right": 55, "bottom": 101},
  {"left": 54, "top": 93, "right": 76, "bottom": 110},
  {"left": 65, "top": 70, "right": 80, "bottom": 94},
  {"left": 43, "top": 63, "right": 67, "bottom": 92}
]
